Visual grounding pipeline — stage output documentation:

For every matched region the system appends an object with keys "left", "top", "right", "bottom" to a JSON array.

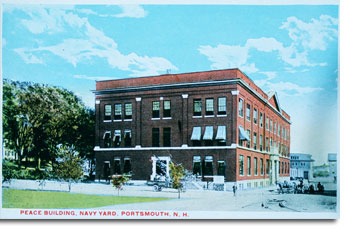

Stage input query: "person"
[
  {"left": 317, "top": 182, "right": 324, "bottom": 194},
  {"left": 232, "top": 184, "right": 237, "bottom": 197},
  {"left": 309, "top": 184, "right": 315, "bottom": 194}
]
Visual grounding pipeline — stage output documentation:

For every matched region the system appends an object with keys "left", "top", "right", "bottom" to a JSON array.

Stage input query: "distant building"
[
  {"left": 93, "top": 69, "right": 291, "bottom": 189},
  {"left": 328, "top": 153, "right": 337, "bottom": 182},
  {"left": 290, "top": 153, "right": 314, "bottom": 180}
]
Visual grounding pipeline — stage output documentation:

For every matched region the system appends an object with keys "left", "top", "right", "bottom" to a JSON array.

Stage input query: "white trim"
[
  {"left": 113, "top": 120, "right": 122, "bottom": 122},
  {"left": 103, "top": 120, "right": 112, "bottom": 123},
  {"left": 231, "top": 90, "right": 239, "bottom": 95},
  {"left": 151, "top": 118, "right": 161, "bottom": 120},
  {"left": 94, "top": 145, "right": 237, "bottom": 151},
  {"left": 160, "top": 97, "right": 164, "bottom": 100},
  {"left": 124, "top": 119, "right": 133, "bottom": 122},
  {"left": 216, "top": 114, "right": 227, "bottom": 117},
  {"left": 181, "top": 144, "right": 188, "bottom": 148},
  {"left": 136, "top": 97, "right": 142, "bottom": 102},
  {"left": 204, "top": 115, "right": 215, "bottom": 118},
  {"left": 192, "top": 116, "right": 203, "bottom": 118},
  {"left": 95, "top": 100, "right": 100, "bottom": 105},
  {"left": 182, "top": 94, "right": 188, "bottom": 99},
  {"left": 162, "top": 117, "right": 172, "bottom": 120},
  {"left": 135, "top": 145, "right": 141, "bottom": 149}
]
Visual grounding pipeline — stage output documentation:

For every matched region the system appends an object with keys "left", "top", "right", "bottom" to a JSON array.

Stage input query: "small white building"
[
  {"left": 290, "top": 153, "right": 314, "bottom": 180},
  {"left": 328, "top": 153, "right": 337, "bottom": 183}
]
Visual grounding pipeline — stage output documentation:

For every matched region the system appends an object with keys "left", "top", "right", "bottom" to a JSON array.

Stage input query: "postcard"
[{"left": 0, "top": 0, "right": 339, "bottom": 219}]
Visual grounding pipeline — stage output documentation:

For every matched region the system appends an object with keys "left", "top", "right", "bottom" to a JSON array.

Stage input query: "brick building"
[{"left": 93, "top": 69, "right": 291, "bottom": 189}]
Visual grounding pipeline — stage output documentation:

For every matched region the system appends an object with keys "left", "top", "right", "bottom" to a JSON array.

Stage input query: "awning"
[
  {"left": 113, "top": 130, "right": 121, "bottom": 142},
  {"left": 103, "top": 131, "right": 111, "bottom": 139},
  {"left": 203, "top": 126, "right": 214, "bottom": 140},
  {"left": 193, "top": 156, "right": 201, "bottom": 162},
  {"left": 215, "top": 126, "right": 226, "bottom": 141},
  {"left": 191, "top": 127, "right": 202, "bottom": 141},
  {"left": 239, "top": 126, "right": 250, "bottom": 141},
  {"left": 114, "top": 157, "right": 120, "bottom": 161}
]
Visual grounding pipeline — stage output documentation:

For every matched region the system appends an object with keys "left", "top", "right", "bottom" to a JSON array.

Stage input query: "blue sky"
[{"left": 1, "top": 3, "right": 338, "bottom": 164}]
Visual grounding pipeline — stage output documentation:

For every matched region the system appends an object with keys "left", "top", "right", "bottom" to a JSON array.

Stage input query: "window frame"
[
  {"left": 205, "top": 98, "right": 214, "bottom": 116},
  {"left": 124, "top": 103, "right": 132, "bottom": 120},
  {"left": 193, "top": 99, "right": 202, "bottom": 117},
  {"left": 104, "top": 104, "right": 112, "bottom": 120},
  {"left": 152, "top": 101, "right": 160, "bottom": 119},
  {"left": 163, "top": 100, "right": 171, "bottom": 118},
  {"left": 217, "top": 97, "right": 227, "bottom": 115}
]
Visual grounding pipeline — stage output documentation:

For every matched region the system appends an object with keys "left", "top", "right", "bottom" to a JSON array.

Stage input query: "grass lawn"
[{"left": 2, "top": 189, "right": 170, "bottom": 209}]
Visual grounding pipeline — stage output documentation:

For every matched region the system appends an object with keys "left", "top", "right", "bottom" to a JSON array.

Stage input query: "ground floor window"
[
  {"left": 113, "top": 157, "right": 121, "bottom": 174},
  {"left": 239, "top": 155, "right": 244, "bottom": 176},
  {"left": 103, "top": 161, "right": 110, "bottom": 179},
  {"left": 203, "top": 156, "right": 213, "bottom": 176},
  {"left": 193, "top": 156, "right": 202, "bottom": 176},
  {"left": 124, "top": 157, "right": 131, "bottom": 174},
  {"left": 217, "top": 161, "right": 226, "bottom": 176}
]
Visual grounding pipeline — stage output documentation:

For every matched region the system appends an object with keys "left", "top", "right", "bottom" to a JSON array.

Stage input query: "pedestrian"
[{"left": 232, "top": 184, "right": 237, "bottom": 197}]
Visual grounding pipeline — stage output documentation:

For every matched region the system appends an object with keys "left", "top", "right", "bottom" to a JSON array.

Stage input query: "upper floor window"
[
  {"left": 246, "top": 104, "right": 251, "bottom": 121},
  {"left": 270, "top": 120, "right": 273, "bottom": 132},
  {"left": 114, "top": 104, "right": 122, "bottom": 120},
  {"left": 103, "top": 131, "right": 111, "bottom": 147},
  {"left": 163, "top": 128, "right": 171, "bottom": 147},
  {"left": 259, "top": 135, "right": 263, "bottom": 151},
  {"left": 205, "top": 98, "right": 214, "bottom": 116},
  {"left": 274, "top": 122, "right": 277, "bottom": 134},
  {"left": 152, "top": 128, "right": 160, "bottom": 147},
  {"left": 253, "top": 108, "right": 258, "bottom": 124},
  {"left": 266, "top": 117, "right": 269, "bottom": 130},
  {"left": 113, "top": 130, "right": 121, "bottom": 147},
  {"left": 260, "top": 158, "right": 264, "bottom": 175},
  {"left": 152, "top": 101, "right": 160, "bottom": 118},
  {"left": 193, "top": 99, "right": 202, "bottom": 116},
  {"left": 266, "top": 137, "right": 269, "bottom": 152},
  {"left": 218, "top": 97, "right": 227, "bottom": 115},
  {"left": 238, "top": 98, "right": 244, "bottom": 117},
  {"left": 163, "top": 100, "right": 171, "bottom": 118},
  {"left": 124, "top": 129, "right": 132, "bottom": 147},
  {"left": 253, "top": 132, "right": 257, "bottom": 150},
  {"left": 278, "top": 124, "right": 280, "bottom": 136},
  {"left": 104, "top": 104, "right": 112, "bottom": 120},
  {"left": 246, "top": 129, "right": 251, "bottom": 148},
  {"left": 259, "top": 112, "right": 263, "bottom": 128},
  {"left": 124, "top": 103, "right": 132, "bottom": 119}
]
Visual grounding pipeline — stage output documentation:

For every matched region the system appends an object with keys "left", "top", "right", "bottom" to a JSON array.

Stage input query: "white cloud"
[
  {"left": 113, "top": 5, "right": 147, "bottom": 18},
  {"left": 13, "top": 6, "right": 177, "bottom": 77},
  {"left": 199, "top": 15, "right": 337, "bottom": 72},
  {"left": 260, "top": 71, "right": 277, "bottom": 80},
  {"left": 261, "top": 81, "right": 323, "bottom": 96},
  {"left": 74, "top": 75, "right": 115, "bottom": 81}
]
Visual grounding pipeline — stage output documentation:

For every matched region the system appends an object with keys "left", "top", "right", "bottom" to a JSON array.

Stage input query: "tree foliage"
[
  {"left": 2, "top": 79, "right": 95, "bottom": 173},
  {"left": 169, "top": 162, "right": 185, "bottom": 199},
  {"left": 111, "top": 174, "right": 130, "bottom": 196},
  {"left": 53, "top": 145, "right": 84, "bottom": 192}
]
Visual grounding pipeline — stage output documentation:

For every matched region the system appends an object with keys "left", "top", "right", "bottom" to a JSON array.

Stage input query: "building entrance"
[{"left": 150, "top": 156, "right": 171, "bottom": 180}]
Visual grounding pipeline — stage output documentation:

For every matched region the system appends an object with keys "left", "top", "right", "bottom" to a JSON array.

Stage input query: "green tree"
[
  {"left": 2, "top": 159, "right": 19, "bottom": 184},
  {"left": 53, "top": 145, "right": 84, "bottom": 192},
  {"left": 111, "top": 174, "right": 130, "bottom": 196},
  {"left": 169, "top": 162, "right": 186, "bottom": 199}
]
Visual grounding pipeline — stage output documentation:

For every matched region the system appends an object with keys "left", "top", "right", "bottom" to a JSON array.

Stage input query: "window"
[
  {"left": 247, "top": 156, "right": 251, "bottom": 176},
  {"left": 246, "top": 104, "right": 251, "bottom": 121},
  {"left": 278, "top": 124, "right": 280, "bottom": 136},
  {"left": 260, "top": 158, "right": 264, "bottom": 175},
  {"left": 103, "top": 131, "right": 111, "bottom": 148},
  {"left": 124, "top": 130, "right": 132, "bottom": 147},
  {"left": 218, "top": 97, "right": 226, "bottom": 115},
  {"left": 113, "top": 157, "right": 121, "bottom": 174},
  {"left": 114, "top": 104, "right": 122, "bottom": 120},
  {"left": 279, "top": 161, "right": 281, "bottom": 174},
  {"left": 124, "top": 157, "right": 131, "bottom": 174},
  {"left": 193, "top": 156, "right": 202, "bottom": 176},
  {"left": 152, "top": 101, "right": 160, "bottom": 118},
  {"left": 203, "top": 126, "right": 214, "bottom": 146},
  {"left": 104, "top": 104, "right": 112, "bottom": 120},
  {"left": 124, "top": 103, "right": 132, "bottom": 119},
  {"left": 152, "top": 128, "right": 160, "bottom": 147},
  {"left": 246, "top": 130, "right": 251, "bottom": 148},
  {"left": 253, "top": 108, "right": 258, "bottom": 124},
  {"left": 254, "top": 157, "right": 258, "bottom": 176},
  {"left": 239, "top": 155, "right": 244, "bottom": 176},
  {"left": 216, "top": 126, "right": 227, "bottom": 146},
  {"left": 270, "top": 138, "right": 273, "bottom": 152},
  {"left": 193, "top": 99, "right": 202, "bottom": 116},
  {"left": 217, "top": 161, "right": 226, "bottom": 176},
  {"left": 270, "top": 120, "right": 273, "bottom": 132},
  {"left": 266, "top": 137, "right": 269, "bottom": 152},
  {"left": 204, "top": 156, "right": 213, "bottom": 176},
  {"left": 163, "top": 100, "right": 171, "bottom": 118},
  {"left": 113, "top": 130, "right": 121, "bottom": 147},
  {"left": 163, "top": 128, "right": 171, "bottom": 147},
  {"left": 260, "top": 112, "right": 263, "bottom": 128},
  {"left": 239, "top": 98, "right": 244, "bottom": 117},
  {"left": 274, "top": 122, "right": 277, "bottom": 134},
  {"left": 282, "top": 161, "right": 284, "bottom": 174},
  {"left": 253, "top": 132, "right": 257, "bottom": 150},
  {"left": 205, "top": 98, "right": 214, "bottom": 116},
  {"left": 266, "top": 117, "right": 269, "bottom": 130},
  {"left": 266, "top": 159, "right": 270, "bottom": 174},
  {"left": 260, "top": 135, "right": 263, "bottom": 151},
  {"left": 191, "top": 127, "right": 202, "bottom": 146}
]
